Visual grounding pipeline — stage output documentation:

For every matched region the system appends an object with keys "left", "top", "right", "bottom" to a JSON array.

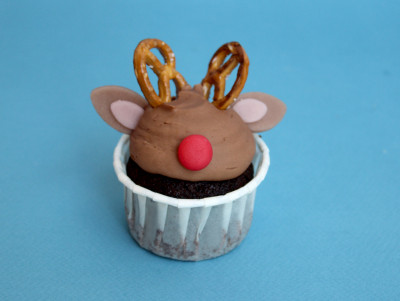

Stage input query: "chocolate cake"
[{"left": 126, "top": 157, "right": 254, "bottom": 199}]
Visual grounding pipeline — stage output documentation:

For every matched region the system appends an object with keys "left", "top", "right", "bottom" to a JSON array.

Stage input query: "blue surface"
[{"left": 1, "top": 0, "right": 399, "bottom": 300}]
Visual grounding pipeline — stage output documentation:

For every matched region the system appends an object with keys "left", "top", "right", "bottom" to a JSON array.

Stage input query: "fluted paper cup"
[{"left": 113, "top": 134, "right": 270, "bottom": 261}]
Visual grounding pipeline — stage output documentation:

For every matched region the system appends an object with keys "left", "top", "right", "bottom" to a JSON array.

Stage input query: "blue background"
[{"left": 1, "top": 0, "right": 399, "bottom": 300}]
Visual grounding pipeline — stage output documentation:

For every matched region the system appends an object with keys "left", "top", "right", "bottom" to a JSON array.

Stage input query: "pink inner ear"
[
  {"left": 110, "top": 100, "right": 144, "bottom": 130},
  {"left": 233, "top": 98, "right": 268, "bottom": 123}
]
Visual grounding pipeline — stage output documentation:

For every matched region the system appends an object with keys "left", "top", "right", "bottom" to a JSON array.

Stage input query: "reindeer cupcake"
[{"left": 91, "top": 39, "right": 286, "bottom": 260}]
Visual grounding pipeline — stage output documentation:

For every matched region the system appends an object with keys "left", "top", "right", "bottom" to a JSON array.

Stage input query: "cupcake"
[{"left": 91, "top": 39, "right": 286, "bottom": 261}]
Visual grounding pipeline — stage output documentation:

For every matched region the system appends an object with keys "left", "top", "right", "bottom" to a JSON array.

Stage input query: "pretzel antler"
[
  {"left": 201, "top": 42, "right": 249, "bottom": 110},
  {"left": 133, "top": 39, "right": 189, "bottom": 107}
]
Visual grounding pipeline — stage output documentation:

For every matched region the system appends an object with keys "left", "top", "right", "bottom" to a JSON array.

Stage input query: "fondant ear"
[
  {"left": 232, "top": 92, "right": 286, "bottom": 133},
  {"left": 91, "top": 86, "right": 148, "bottom": 134}
]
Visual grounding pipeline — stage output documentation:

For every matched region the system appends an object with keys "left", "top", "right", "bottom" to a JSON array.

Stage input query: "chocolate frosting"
[{"left": 130, "top": 86, "right": 255, "bottom": 182}]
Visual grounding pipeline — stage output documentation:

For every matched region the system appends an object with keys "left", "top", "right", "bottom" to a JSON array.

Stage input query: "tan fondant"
[
  {"left": 91, "top": 86, "right": 148, "bottom": 134},
  {"left": 233, "top": 92, "right": 287, "bottom": 132}
]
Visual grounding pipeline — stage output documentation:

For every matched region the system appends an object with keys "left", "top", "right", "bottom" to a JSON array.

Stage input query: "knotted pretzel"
[
  {"left": 133, "top": 39, "right": 188, "bottom": 107},
  {"left": 201, "top": 42, "right": 249, "bottom": 110}
]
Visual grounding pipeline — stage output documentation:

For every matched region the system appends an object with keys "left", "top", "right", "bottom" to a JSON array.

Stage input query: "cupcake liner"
[{"left": 113, "top": 134, "right": 270, "bottom": 261}]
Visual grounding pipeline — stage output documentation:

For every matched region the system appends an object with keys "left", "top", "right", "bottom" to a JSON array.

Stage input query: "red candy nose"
[{"left": 178, "top": 135, "right": 213, "bottom": 171}]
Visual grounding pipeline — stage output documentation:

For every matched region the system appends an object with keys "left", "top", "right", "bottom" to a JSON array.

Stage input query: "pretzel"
[
  {"left": 133, "top": 39, "right": 188, "bottom": 107},
  {"left": 201, "top": 42, "right": 249, "bottom": 110}
]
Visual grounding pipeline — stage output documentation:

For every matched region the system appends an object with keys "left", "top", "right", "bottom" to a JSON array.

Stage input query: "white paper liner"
[{"left": 113, "top": 134, "right": 270, "bottom": 261}]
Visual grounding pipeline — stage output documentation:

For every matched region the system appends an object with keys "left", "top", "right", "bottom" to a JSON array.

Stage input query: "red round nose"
[{"left": 178, "top": 135, "right": 213, "bottom": 171}]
